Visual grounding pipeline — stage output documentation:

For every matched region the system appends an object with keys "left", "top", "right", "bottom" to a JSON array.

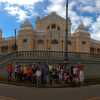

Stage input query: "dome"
[
  {"left": 51, "top": 12, "right": 57, "bottom": 15},
  {"left": 20, "top": 19, "right": 33, "bottom": 29},
  {"left": 73, "top": 22, "right": 90, "bottom": 38},
  {"left": 75, "top": 22, "right": 87, "bottom": 32}
]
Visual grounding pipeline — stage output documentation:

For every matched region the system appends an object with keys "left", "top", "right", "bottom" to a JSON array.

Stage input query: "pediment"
[{"left": 41, "top": 12, "right": 66, "bottom": 22}]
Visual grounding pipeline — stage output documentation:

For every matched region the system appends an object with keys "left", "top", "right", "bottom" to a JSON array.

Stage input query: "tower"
[
  {"left": 18, "top": 19, "right": 34, "bottom": 51},
  {"left": 73, "top": 22, "right": 90, "bottom": 53}
]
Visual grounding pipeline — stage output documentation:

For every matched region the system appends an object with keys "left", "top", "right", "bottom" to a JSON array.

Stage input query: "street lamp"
[
  {"left": 64, "top": 0, "right": 68, "bottom": 63},
  {"left": 14, "top": 29, "right": 17, "bottom": 51}
]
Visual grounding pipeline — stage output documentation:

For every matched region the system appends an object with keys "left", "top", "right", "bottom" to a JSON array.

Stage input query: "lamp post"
[
  {"left": 14, "top": 29, "right": 17, "bottom": 51},
  {"left": 64, "top": 0, "right": 68, "bottom": 63}
]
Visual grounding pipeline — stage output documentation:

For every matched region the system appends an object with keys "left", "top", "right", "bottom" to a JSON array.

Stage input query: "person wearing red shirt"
[{"left": 6, "top": 63, "right": 14, "bottom": 81}]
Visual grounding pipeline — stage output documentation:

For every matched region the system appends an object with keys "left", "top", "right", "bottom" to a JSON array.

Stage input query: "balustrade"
[
  {"left": 16, "top": 50, "right": 64, "bottom": 60},
  {"left": 1, "top": 51, "right": 100, "bottom": 65}
]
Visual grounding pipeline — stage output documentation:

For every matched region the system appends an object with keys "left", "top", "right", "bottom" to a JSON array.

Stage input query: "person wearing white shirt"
[{"left": 36, "top": 68, "right": 42, "bottom": 87}]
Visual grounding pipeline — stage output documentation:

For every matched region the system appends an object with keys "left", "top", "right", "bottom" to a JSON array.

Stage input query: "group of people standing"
[{"left": 6, "top": 63, "right": 85, "bottom": 87}]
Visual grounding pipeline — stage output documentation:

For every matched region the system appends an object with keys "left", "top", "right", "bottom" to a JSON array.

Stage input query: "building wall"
[
  {"left": 34, "top": 12, "right": 71, "bottom": 51},
  {"left": 0, "top": 12, "right": 100, "bottom": 54},
  {"left": 72, "top": 31, "right": 91, "bottom": 53},
  {"left": 17, "top": 28, "right": 34, "bottom": 51}
]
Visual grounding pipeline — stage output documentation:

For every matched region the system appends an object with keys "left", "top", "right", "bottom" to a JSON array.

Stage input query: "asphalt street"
[{"left": 0, "top": 84, "right": 100, "bottom": 100}]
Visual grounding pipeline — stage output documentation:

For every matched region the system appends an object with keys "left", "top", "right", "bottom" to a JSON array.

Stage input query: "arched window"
[
  {"left": 51, "top": 24, "right": 56, "bottom": 29},
  {"left": 47, "top": 26, "right": 50, "bottom": 30},
  {"left": 68, "top": 40, "right": 71, "bottom": 45},
  {"left": 90, "top": 47, "right": 95, "bottom": 54},
  {"left": 23, "top": 36, "right": 30, "bottom": 49},
  {"left": 38, "top": 39, "right": 44, "bottom": 44},
  {"left": 57, "top": 26, "right": 60, "bottom": 31},
  {"left": 51, "top": 39, "right": 58, "bottom": 44},
  {"left": 23, "top": 38, "right": 28, "bottom": 43},
  {"left": 82, "top": 41, "right": 86, "bottom": 45},
  {"left": 97, "top": 48, "right": 100, "bottom": 54},
  {"left": 61, "top": 40, "right": 64, "bottom": 49}
]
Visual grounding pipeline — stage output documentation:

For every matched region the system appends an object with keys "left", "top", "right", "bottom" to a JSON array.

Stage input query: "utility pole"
[
  {"left": 14, "top": 29, "right": 17, "bottom": 51},
  {"left": 64, "top": 0, "right": 68, "bottom": 63}
]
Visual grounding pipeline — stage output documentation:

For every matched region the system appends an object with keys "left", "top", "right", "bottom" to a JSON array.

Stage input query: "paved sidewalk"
[
  {"left": 0, "top": 83, "right": 100, "bottom": 100},
  {"left": 0, "top": 80, "right": 100, "bottom": 88}
]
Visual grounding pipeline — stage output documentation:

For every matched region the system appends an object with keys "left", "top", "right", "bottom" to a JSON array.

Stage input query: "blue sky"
[{"left": 0, "top": 0, "right": 99, "bottom": 40}]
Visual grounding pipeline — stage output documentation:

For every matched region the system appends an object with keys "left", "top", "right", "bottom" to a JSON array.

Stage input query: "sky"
[{"left": 0, "top": 0, "right": 100, "bottom": 40}]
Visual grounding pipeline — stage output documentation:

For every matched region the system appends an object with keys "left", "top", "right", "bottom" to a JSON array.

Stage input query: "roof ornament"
[
  {"left": 76, "top": 22, "right": 86, "bottom": 32},
  {"left": 20, "top": 19, "right": 33, "bottom": 29}
]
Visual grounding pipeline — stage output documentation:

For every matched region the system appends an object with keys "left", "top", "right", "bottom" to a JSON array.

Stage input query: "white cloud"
[
  {"left": 0, "top": 0, "right": 43, "bottom": 21},
  {"left": 82, "top": 17, "right": 94, "bottom": 27},
  {"left": 46, "top": 0, "right": 95, "bottom": 34},
  {"left": 68, "top": 10, "right": 80, "bottom": 33},
  {"left": 0, "top": 0, "right": 43, "bottom": 6},
  {"left": 4, "top": 5, "right": 28, "bottom": 22},
  {"left": 68, "top": 1, "right": 77, "bottom": 10},
  {"left": 68, "top": 0, "right": 98, "bottom": 40},
  {"left": 77, "top": 0, "right": 95, "bottom": 5},
  {"left": 86, "top": 11, "right": 100, "bottom": 40},
  {"left": 93, "top": 16, "right": 100, "bottom": 34},
  {"left": 68, "top": 1, "right": 81, "bottom": 32},
  {"left": 46, "top": 0, "right": 66, "bottom": 18},
  {"left": 80, "top": 6, "right": 96, "bottom": 13},
  {"left": 0, "top": 0, "right": 99, "bottom": 40},
  {"left": 96, "top": 0, "right": 100, "bottom": 9}
]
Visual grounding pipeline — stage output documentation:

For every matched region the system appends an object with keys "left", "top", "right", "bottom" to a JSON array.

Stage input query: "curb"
[{"left": 0, "top": 81, "right": 100, "bottom": 88}]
